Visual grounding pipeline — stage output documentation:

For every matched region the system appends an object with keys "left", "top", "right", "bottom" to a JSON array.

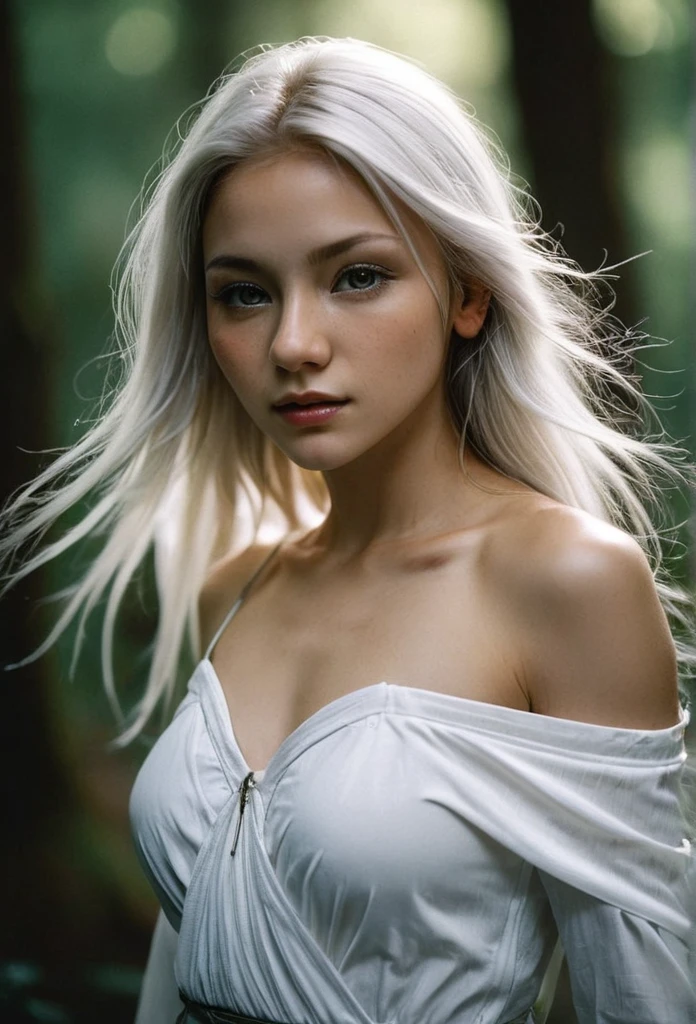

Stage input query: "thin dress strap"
[{"left": 204, "top": 540, "right": 284, "bottom": 662}]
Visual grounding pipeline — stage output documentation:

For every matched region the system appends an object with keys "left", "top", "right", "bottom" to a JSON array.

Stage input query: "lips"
[
  {"left": 273, "top": 399, "right": 350, "bottom": 426},
  {"left": 272, "top": 389, "right": 349, "bottom": 408}
]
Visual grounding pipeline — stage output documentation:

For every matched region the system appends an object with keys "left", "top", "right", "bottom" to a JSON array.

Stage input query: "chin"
[{"left": 276, "top": 443, "right": 361, "bottom": 473}]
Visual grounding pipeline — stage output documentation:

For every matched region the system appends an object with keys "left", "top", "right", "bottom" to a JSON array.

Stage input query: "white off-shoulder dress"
[{"left": 130, "top": 545, "right": 695, "bottom": 1024}]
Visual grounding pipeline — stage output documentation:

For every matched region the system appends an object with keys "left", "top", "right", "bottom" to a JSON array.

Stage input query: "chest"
[{"left": 209, "top": 546, "right": 527, "bottom": 771}]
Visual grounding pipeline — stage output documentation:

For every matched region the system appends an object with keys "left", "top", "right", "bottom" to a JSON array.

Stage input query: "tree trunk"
[
  {"left": 0, "top": 0, "right": 147, "bottom": 985},
  {"left": 504, "top": 0, "right": 636, "bottom": 339}
]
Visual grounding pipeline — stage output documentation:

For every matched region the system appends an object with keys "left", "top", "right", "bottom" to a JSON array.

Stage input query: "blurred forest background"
[{"left": 0, "top": 0, "right": 693, "bottom": 1021}]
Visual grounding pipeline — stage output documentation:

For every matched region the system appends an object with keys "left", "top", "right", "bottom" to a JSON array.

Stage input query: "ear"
[{"left": 450, "top": 280, "right": 491, "bottom": 339}]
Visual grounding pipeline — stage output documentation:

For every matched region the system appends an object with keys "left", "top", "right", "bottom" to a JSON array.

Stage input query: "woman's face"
[{"left": 202, "top": 148, "right": 488, "bottom": 472}]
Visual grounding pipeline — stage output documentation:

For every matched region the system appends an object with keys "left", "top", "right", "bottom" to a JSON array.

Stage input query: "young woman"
[{"left": 2, "top": 36, "right": 694, "bottom": 1024}]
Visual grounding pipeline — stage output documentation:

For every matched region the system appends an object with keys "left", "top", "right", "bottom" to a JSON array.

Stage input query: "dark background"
[{"left": 1, "top": 0, "right": 693, "bottom": 1020}]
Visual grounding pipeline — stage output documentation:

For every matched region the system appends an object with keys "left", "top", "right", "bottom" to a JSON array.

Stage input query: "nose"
[{"left": 268, "top": 289, "right": 332, "bottom": 372}]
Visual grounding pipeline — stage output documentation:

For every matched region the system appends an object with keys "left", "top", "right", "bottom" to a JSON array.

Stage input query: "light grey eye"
[
  {"left": 334, "top": 265, "right": 386, "bottom": 293},
  {"left": 345, "top": 267, "right": 378, "bottom": 289},
  {"left": 216, "top": 283, "right": 269, "bottom": 308}
]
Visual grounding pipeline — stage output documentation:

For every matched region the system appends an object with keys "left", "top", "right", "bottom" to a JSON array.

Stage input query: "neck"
[{"left": 310, "top": 404, "right": 509, "bottom": 558}]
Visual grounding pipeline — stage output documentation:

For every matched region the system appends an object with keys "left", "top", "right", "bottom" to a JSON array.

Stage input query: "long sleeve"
[
  {"left": 134, "top": 909, "right": 184, "bottom": 1024},
  {"left": 539, "top": 871, "right": 695, "bottom": 1024}
]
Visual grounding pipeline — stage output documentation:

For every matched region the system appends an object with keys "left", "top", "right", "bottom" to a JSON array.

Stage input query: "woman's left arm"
[
  {"left": 508, "top": 509, "right": 694, "bottom": 1022},
  {"left": 537, "top": 872, "right": 694, "bottom": 1023}
]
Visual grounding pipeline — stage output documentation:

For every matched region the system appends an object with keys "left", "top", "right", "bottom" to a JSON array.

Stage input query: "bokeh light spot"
[
  {"left": 317, "top": 0, "right": 509, "bottom": 89},
  {"left": 623, "top": 132, "right": 690, "bottom": 245},
  {"left": 593, "top": 0, "right": 680, "bottom": 56},
  {"left": 105, "top": 9, "right": 176, "bottom": 76}
]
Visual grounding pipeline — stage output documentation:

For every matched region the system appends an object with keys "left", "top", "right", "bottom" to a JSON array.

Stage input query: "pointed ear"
[{"left": 451, "top": 280, "right": 491, "bottom": 339}]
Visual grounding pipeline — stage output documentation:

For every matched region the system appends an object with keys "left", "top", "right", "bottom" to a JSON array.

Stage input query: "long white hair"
[{"left": 2, "top": 36, "right": 694, "bottom": 744}]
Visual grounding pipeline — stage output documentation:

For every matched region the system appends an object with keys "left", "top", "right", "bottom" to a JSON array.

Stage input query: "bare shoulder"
[
  {"left": 489, "top": 502, "right": 681, "bottom": 729},
  {"left": 198, "top": 541, "right": 280, "bottom": 653}
]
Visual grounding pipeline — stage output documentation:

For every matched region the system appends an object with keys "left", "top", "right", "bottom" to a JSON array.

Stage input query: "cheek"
[
  {"left": 370, "top": 304, "right": 444, "bottom": 378},
  {"left": 206, "top": 315, "right": 255, "bottom": 390},
  {"left": 205, "top": 303, "right": 225, "bottom": 357},
  {"left": 206, "top": 328, "right": 233, "bottom": 378},
  {"left": 208, "top": 342, "right": 251, "bottom": 403}
]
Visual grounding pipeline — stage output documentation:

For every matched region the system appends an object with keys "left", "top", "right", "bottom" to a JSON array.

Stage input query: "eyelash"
[{"left": 210, "top": 263, "right": 393, "bottom": 310}]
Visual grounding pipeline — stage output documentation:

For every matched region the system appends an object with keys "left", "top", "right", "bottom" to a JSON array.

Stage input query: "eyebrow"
[{"left": 204, "top": 232, "right": 401, "bottom": 273}]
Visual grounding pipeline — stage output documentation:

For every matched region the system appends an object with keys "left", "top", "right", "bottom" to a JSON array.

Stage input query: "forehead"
[
  {"left": 202, "top": 147, "right": 438, "bottom": 261},
  {"left": 212, "top": 146, "right": 373, "bottom": 203}
]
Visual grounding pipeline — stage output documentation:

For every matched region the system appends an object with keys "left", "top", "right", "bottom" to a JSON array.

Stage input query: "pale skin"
[{"left": 200, "top": 147, "right": 681, "bottom": 773}]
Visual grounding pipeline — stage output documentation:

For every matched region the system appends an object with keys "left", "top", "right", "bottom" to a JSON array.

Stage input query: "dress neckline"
[
  {"left": 195, "top": 656, "right": 688, "bottom": 782},
  {"left": 198, "top": 540, "right": 687, "bottom": 779}
]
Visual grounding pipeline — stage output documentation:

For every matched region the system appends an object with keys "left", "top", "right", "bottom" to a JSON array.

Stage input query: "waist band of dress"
[
  {"left": 175, "top": 992, "right": 537, "bottom": 1024},
  {"left": 176, "top": 993, "right": 292, "bottom": 1024}
]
